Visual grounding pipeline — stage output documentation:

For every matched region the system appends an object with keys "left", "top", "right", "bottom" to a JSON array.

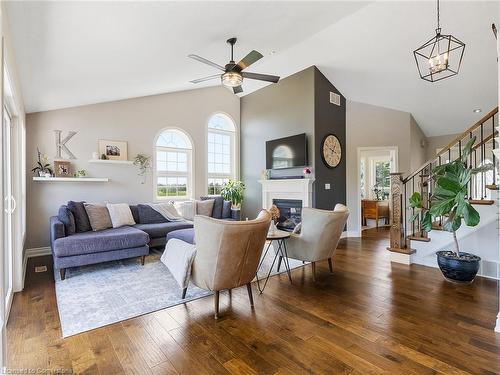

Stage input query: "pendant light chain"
[{"left": 436, "top": 0, "right": 441, "bottom": 33}]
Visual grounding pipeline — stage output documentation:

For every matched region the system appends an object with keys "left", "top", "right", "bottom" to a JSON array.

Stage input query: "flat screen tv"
[{"left": 266, "top": 133, "right": 308, "bottom": 170}]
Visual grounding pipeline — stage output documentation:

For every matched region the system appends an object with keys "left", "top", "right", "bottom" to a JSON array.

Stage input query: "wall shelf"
[
  {"left": 88, "top": 159, "right": 133, "bottom": 165},
  {"left": 33, "top": 177, "right": 110, "bottom": 182}
]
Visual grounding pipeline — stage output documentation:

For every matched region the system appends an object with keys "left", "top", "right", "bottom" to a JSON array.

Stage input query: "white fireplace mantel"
[{"left": 258, "top": 178, "right": 315, "bottom": 209}]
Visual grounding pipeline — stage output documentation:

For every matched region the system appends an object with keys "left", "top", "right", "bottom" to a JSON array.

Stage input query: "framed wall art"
[{"left": 98, "top": 139, "right": 128, "bottom": 161}]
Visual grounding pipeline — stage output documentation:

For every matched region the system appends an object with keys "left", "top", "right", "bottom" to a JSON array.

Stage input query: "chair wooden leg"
[
  {"left": 277, "top": 256, "right": 283, "bottom": 272},
  {"left": 246, "top": 283, "right": 254, "bottom": 307},
  {"left": 140, "top": 255, "right": 146, "bottom": 265},
  {"left": 60, "top": 268, "right": 66, "bottom": 280},
  {"left": 328, "top": 258, "right": 333, "bottom": 273},
  {"left": 311, "top": 262, "right": 316, "bottom": 282},
  {"left": 214, "top": 291, "right": 220, "bottom": 319},
  {"left": 182, "top": 287, "right": 187, "bottom": 299}
]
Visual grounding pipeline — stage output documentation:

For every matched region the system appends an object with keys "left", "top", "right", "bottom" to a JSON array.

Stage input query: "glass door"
[
  {"left": 3, "top": 107, "right": 13, "bottom": 303},
  {"left": 2, "top": 106, "right": 14, "bottom": 361}
]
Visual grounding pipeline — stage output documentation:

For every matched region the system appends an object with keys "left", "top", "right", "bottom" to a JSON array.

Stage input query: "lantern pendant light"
[{"left": 413, "top": 0, "right": 465, "bottom": 82}]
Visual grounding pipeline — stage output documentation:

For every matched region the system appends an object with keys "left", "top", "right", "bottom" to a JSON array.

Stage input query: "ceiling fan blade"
[
  {"left": 237, "top": 50, "right": 263, "bottom": 70},
  {"left": 242, "top": 72, "right": 280, "bottom": 83},
  {"left": 190, "top": 74, "right": 221, "bottom": 84},
  {"left": 233, "top": 85, "right": 243, "bottom": 94},
  {"left": 187, "top": 54, "right": 225, "bottom": 71}
]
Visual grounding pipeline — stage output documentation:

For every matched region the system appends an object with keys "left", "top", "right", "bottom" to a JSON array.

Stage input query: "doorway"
[{"left": 357, "top": 147, "right": 398, "bottom": 236}]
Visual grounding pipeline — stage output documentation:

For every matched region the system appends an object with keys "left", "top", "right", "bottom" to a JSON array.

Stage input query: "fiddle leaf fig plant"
[
  {"left": 409, "top": 136, "right": 493, "bottom": 256},
  {"left": 221, "top": 179, "right": 245, "bottom": 208}
]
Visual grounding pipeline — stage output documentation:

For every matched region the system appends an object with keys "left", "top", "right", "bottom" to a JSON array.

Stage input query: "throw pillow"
[
  {"left": 178, "top": 200, "right": 196, "bottom": 221},
  {"left": 67, "top": 201, "right": 92, "bottom": 232},
  {"left": 200, "top": 195, "right": 224, "bottom": 218},
  {"left": 196, "top": 199, "right": 215, "bottom": 217},
  {"left": 222, "top": 200, "right": 232, "bottom": 219},
  {"left": 129, "top": 205, "right": 140, "bottom": 223},
  {"left": 107, "top": 203, "right": 136, "bottom": 228},
  {"left": 84, "top": 203, "right": 112, "bottom": 231},
  {"left": 58, "top": 205, "right": 76, "bottom": 235},
  {"left": 137, "top": 204, "right": 168, "bottom": 224}
]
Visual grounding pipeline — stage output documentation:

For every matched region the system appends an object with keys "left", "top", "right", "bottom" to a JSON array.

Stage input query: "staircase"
[{"left": 387, "top": 107, "right": 499, "bottom": 273}]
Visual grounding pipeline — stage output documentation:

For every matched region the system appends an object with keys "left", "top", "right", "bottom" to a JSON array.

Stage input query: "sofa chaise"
[{"left": 50, "top": 196, "right": 238, "bottom": 280}]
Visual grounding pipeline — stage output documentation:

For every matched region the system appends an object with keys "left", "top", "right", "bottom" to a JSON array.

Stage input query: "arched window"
[
  {"left": 207, "top": 113, "right": 236, "bottom": 195},
  {"left": 155, "top": 128, "right": 193, "bottom": 199}
]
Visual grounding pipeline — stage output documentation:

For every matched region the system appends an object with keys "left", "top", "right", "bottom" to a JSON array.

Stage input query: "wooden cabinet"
[{"left": 362, "top": 199, "right": 389, "bottom": 228}]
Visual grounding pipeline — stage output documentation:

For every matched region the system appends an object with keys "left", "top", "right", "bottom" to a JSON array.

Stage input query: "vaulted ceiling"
[{"left": 5, "top": 1, "right": 499, "bottom": 136}]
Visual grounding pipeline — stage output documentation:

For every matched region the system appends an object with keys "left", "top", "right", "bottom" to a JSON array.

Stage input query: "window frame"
[
  {"left": 154, "top": 128, "right": 194, "bottom": 201},
  {"left": 206, "top": 113, "right": 238, "bottom": 195}
]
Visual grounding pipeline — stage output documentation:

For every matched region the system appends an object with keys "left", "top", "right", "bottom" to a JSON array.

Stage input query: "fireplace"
[{"left": 273, "top": 199, "right": 302, "bottom": 232}]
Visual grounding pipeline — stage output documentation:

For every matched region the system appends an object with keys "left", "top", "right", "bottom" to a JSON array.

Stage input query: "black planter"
[{"left": 436, "top": 251, "right": 481, "bottom": 284}]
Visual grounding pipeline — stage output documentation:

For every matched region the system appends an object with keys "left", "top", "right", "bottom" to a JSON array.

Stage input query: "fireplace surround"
[{"left": 273, "top": 199, "right": 302, "bottom": 231}]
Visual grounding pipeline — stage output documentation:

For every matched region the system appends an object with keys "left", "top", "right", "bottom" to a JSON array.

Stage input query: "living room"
[{"left": 2, "top": 1, "right": 500, "bottom": 374}]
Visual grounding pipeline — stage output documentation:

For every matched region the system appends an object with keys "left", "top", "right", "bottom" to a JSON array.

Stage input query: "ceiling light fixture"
[
  {"left": 473, "top": 109, "right": 482, "bottom": 113},
  {"left": 413, "top": 0, "right": 465, "bottom": 82},
  {"left": 221, "top": 71, "right": 243, "bottom": 88}
]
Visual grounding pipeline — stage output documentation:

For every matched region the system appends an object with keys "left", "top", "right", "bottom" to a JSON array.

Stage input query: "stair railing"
[{"left": 388, "top": 107, "right": 499, "bottom": 254}]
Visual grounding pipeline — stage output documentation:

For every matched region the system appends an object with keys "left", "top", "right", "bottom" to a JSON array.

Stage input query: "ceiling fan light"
[{"left": 221, "top": 72, "right": 243, "bottom": 87}]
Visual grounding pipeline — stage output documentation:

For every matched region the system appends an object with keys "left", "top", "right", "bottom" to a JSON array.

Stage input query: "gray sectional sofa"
[{"left": 50, "top": 196, "right": 238, "bottom": 280}]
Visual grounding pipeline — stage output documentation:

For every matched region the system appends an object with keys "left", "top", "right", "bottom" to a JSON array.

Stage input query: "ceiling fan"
[{"left": 188, "top": 37, "right": 280, "bottom": 94}]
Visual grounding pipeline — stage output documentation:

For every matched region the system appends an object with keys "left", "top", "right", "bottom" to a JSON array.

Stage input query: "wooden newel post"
[{"left": 387, "top": 172, "right": 407, "bottom": 252}]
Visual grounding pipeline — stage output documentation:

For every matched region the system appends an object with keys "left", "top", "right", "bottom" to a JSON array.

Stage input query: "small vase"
[{"left": 269, "top": 222, "right": 278, "bottom": 235}]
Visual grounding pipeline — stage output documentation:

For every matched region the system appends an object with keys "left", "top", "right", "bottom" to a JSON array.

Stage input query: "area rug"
[{"left": 54, "top": 246, "right": 305, "bottom": 337}]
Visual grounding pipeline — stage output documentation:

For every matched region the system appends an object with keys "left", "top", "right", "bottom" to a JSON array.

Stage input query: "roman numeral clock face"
[{"left": 322, "top": 134, "right": 341, "bottom": 168}]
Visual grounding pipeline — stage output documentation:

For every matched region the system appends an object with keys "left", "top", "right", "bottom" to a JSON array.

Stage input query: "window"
[
  {"left": 155, "top": 129, "right": 193, "bottom": 199},
  {"left": 207, "top": 113, "right": 236, "bottom": 195},
  {"left": 373, "top": 161, "right": 391, "bottom": 200}
]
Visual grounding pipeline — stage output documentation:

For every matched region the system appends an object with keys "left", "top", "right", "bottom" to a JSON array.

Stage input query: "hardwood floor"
[{"left": 7, "top": 228, "right": 500, "bottom": 374}]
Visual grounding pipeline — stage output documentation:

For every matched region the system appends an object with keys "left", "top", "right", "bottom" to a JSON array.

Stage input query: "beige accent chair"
[
  {"left": 189, "top": 210, "right": 271, "bottom": 319},
  {"left": 280, "top": 204, "right": 349, "bottom": 281}
]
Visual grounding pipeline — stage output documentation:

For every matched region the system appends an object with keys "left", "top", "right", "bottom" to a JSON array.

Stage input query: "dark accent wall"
[{"left": 313, "top": 67, "right": 347, "bottom": 209}]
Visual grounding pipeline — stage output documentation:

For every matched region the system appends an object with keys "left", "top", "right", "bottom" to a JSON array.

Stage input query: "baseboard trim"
[
  {"left": 341, "top": 230, "right": 360, "bottom": 238},
  {"left": 26, "top": 246, "right": 52, "bottom": 258},
  {"left": 23, "top": 247, "right": 52, "bottom": 290}
]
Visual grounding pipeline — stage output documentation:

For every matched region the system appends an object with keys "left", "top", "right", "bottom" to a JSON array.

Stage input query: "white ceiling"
[{"left": 5, "top": 1, "right": 499, "bottom": 136}]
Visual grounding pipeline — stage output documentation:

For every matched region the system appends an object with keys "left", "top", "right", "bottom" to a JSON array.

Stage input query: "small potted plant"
[
  {"left": 133, "top": 153, "right": 151, "bottom": 184},
  {"left": 31, "top": 148, "right": 52, "bottom": 177},
  {"left": 409, "top": 136, "right": 493, "bottom": 283},
  {"left": 303, "top": 167, "right": 312, "bottom": 178},
  {"left": 221, "top": 178, "right": 245, "bottom": 216}
]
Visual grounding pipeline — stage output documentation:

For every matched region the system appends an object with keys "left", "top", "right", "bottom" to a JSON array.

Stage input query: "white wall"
[
  {"left": 346, "top": 100, "right": 426, "bottom": 235},
  {"left": 26, "top": 86, "right": 239, "bottom": 248}
]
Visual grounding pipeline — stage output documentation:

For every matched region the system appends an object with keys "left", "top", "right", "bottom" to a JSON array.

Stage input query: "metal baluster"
[
  {"left": 493, "top": 114, "right": 497, "bottom": 186},
  {"left": 458, "top": 139, "right": 462, "bottom": 160},
  {"left": 481, "top": 123, "right": 486, "bottom": 199},
  {"left": 469, "top": 131, "right": 473, "bottom": 198},
  {"left": 411, "top": 177, "right": 415, "bottom": 236}
]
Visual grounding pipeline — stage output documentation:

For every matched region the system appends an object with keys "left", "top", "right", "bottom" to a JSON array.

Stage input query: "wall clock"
[{"left": 321, "top": 134, "right": 342, "bottom": 168}]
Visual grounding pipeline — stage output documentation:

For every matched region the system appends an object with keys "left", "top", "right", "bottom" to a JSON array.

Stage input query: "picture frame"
[
  {"left": 98, "top": 139, "right": 128, "bottom": 161},
  {"left": 54, "top": 160, "right": 71, "bottom": 177}
]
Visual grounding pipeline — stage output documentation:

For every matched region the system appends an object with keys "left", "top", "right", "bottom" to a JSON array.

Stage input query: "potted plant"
[
  {"left": 409, "top": 136, "right": 493, "bottom": 283},
  {"left": 133, "top": 154, "right": 151, "bottom": 184},
  {"left": 221, "top": 179, "right": 245, "bottom": 209},
  {"left": 31, "top": 148, "right": 52, "bottom": 177}
]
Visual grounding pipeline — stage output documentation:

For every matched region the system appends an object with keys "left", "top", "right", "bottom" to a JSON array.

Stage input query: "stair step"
[
  {"left": 469, "top": 199, "right": 495, "bottom": 205},
  {"left": 407, "top": 235, "right": 431, "bottom": 242},
  {"left": 493, "top": 149, "right": 500, "bottom": 160},
  {"left": 486, "top": 184, "right": 499, "bottom": 190}
]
